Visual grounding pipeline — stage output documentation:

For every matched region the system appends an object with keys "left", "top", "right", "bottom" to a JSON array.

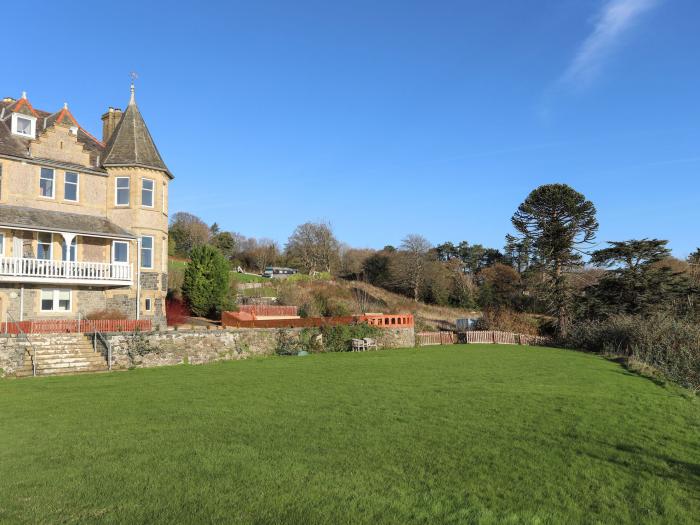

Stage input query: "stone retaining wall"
[
  {"left": 0, "top": 336, "right": 26, "bottom": 376},
  {"left": 106, "top": 326, "right": 415, "bottom": 369},
  {"left": 0, "top": 325, "right": 415, "bottom": 376}
]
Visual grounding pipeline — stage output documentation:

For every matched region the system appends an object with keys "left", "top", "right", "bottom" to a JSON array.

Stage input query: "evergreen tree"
[
  {"left": 511, "top": 184, "right": 598, "bottom": 336},
  {"left": 182, "top": 245, "right": 231, "bottom": 317}
]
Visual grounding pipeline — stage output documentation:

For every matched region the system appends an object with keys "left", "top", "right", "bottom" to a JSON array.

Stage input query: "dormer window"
[{"left": 11, "top": 113, "right": 36, "bottom": 138}]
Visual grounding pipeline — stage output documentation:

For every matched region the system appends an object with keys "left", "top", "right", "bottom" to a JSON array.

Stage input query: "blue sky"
[{"left": 7, "top": 1, "right": 699, "bottom": 257}]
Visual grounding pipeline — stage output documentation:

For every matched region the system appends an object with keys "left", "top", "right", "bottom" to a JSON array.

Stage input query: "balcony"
[{"left": 0, "top": 257, "right": 132, "bottom": 286}]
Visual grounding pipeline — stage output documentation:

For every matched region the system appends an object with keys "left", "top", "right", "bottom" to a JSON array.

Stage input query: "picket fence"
[
  {"left": 3, "top": 319, "right": 152, "bottom": 335},
  {"left": 416, "top": 330, "right": 551, "bottom": 347}
]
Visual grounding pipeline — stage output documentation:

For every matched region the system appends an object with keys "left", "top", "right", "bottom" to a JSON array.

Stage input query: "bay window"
[
  {"left": 141, "top": 236, "right": 153, "bottom": 269},
  {"left": 142, "top": 178, "right": 154, "bottom": 207},
  {"left": 115, "top": 177, "right": 130, "bottom": 206}
]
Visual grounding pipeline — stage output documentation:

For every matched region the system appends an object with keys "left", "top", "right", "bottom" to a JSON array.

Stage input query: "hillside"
[{"left": 169, "top": 260, "right": 478, "bottom": 330}]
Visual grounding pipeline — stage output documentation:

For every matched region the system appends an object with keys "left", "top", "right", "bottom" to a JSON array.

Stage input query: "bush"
[
  {"left": 166, "top": 298, "right": 189, "bottom": 326},
  {"left": 564, "top": 314, "right": 700, "bottom": 392},
  {"left": 182, "top": 245, "right": 231, "bottom": 318},
  {"left": 85, "top": 308, "right": 127, "bottom": 320},
  {"left": 275, "top": 329, "right": 300, "bottom": 356},
  {"left": 475, "top": 308, "right": 541, "bottom": 336}
]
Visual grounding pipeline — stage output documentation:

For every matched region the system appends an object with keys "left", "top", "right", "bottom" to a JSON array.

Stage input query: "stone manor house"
[{"left": 0, "top": 86, "right": 171, "bottom": 327}]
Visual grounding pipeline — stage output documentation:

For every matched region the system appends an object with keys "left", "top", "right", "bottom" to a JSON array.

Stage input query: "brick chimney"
[{"left": 101, "top": 107, "right": 122, "bottom": 143}]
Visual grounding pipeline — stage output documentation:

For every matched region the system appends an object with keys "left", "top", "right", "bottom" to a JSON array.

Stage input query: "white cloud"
[{"left": 562, "top": 0, "right": 660, "bottom": 87}]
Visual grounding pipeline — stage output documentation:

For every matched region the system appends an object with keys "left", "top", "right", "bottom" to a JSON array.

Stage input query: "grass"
[
  {"left": 1, "top": 345, "right": 698, "bottom": 524},
  {"left": 242, "top": 286, "right": 276, "bottom": 297},
  {"left": 167, "top": 258, "right": 188, "bottom": 272},
  {"left": 230, "top": 272, "right": 268, "bottom": 284}
]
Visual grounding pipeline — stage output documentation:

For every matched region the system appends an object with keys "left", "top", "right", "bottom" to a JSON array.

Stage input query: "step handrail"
[
  {"left": 93, "top": 330, "right": 112, "bottom": 372},
  {"left": 6, "top": 312, "right": 36, "bottom": 377},
  {"left": 80, "top": 311, "right": 112, "bottom": 372}
]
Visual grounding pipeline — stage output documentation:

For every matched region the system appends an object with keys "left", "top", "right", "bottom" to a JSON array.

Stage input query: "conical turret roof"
[{"left": 102, "top": 88, "right": 171, "bottom": 177}]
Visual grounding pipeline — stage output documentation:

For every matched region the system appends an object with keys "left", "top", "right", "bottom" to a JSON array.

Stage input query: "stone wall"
[
  {"left": 105, "top": 326, "right": 415, "bottom": 370},
  {"left": 377, "top": 327, "right": 416, "bottom": 349},
  {"left": 105, "top": 328, "right": 302, "bottom": 369},
  {"left": 0, "top": 336, "right": 25, "bottom": 376},
  {"left": 0, "top": 325, "right": 415, "bottom": 376}
]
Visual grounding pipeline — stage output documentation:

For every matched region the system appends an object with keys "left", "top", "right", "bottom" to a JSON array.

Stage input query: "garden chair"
[
  {"left": 363, "top": 338, "right": 378, "bottom": 351},
  {"left": 351, "top": 338, "right": 367, "bottom": 352}
]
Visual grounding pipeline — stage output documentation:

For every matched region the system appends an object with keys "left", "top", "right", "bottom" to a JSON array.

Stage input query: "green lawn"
[
  {"left": 1, "top": 345, "right": 698, "bottom": 524},
  {"left": 230, "top": 272, "right": 267, "bottom": 284}
]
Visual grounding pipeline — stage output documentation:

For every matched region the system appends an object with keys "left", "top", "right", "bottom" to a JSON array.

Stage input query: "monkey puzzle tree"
[{"left": 511, "top": 184, "right": 598, "bottom": 336}]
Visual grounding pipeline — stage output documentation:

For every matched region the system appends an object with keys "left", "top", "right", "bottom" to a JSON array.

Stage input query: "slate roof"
[
  {"left": 0, "top": 97, "right": 106, "bottom": 170},
  {"left": 0, "top": 91, "right": 171, "bottom": 178},
  {"left": 0, "top": 204, "right": 135, "bottom": 239},
  {"left": 102, "top": 96, "right": 171, "bottom": 177}
]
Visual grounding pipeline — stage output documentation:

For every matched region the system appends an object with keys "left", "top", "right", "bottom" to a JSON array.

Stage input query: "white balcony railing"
[{"left": 0, "top": 257, "right": 133, "bottom": 285}]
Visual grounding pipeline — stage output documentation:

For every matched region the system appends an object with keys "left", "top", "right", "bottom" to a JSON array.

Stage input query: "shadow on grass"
[{"left": 582, "top": 441, "right": 700, "bottom": 491}]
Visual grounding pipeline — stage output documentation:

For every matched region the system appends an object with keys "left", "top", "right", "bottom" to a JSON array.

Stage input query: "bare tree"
[
  {"left": 251, "top": 239, "right": 280, "bottom": 272},
  {"left": 399, "top": 234, "right": 432, "bottom": 302},
  {"left": 285, "top": 221, "right": 340, "bottom": 273},
  {"left": 169, "top": 212, "right": 211, "bottom": 257}
]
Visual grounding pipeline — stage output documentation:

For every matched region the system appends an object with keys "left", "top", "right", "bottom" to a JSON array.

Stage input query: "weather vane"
[{"left": 130, "top": 71, "right": 139, "bottom": 85}]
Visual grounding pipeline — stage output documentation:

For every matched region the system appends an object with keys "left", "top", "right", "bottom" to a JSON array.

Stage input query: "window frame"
[
  {"left": 115, "top": 177, "right": 130, "bottom": 207},
  {"left": 141, "top": 178, "right": 155, "bottom": 208},
  {"left": 141, "top": 236, "right": 154, "bottom": 269},
  {"left": 37, "top": 232, "right": 53, "bottom": 260},
  {"left": 11, "top": 113, "right": 36, "bottom": 139},
  {"left": 0, "top": 233, "right": 4, "bottom": 257},
  {"left": 112, "top": 240, "right": 130, "bottom": 264},
  {"left": 144, "top": 298, "right": 152, "bottom": 312},
  {"left": 64, "top": 171, "right": 79, "bottom": 202},
  {"left": 40, "top": 167, "right": 55, "bottom": 199},
  {"left": 161, "top": 182, "right": 166, "bottom": 214},
  {"left": 40, "top": 289, "right": 72, "bottom": 312}
]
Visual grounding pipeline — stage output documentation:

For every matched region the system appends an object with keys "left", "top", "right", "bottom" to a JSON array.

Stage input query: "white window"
[
  {"left": 144, "top": 298, "right": 152, "bottom": 312},
  {"left": 141, "top": 236, "right": 153, "bottom": 269},
  {"left": 0, "top": 233, "right": 4, "bottom": 256},
  {"left": 162, "top": 183, "right": 166, "bottom": 214},
  {"left": 11, "top": 113, "right": 36, "bottom": 138},
  {"left": 112, "top": 241, "right": 129, "bottom": 264},
  {"left": 64, "top": 172, "right": 79, "bottom": 201},
  {"left": 41, "top": 289, "right": 72, "bottom": 312},
  {"left": 115, "top": 177, "right": 130, "bottom": 206},
  {"left": 62, "top": 238, "right": 77, "bottom": 262},
  {"left": 40, "top": 168, "right": 55, "bottom": 198},
  {"left": 142, "top": 178, "right": 154, "bottom": 207},
  {"left": 37, "top": 233, "right": 52, "bottom": 260}
]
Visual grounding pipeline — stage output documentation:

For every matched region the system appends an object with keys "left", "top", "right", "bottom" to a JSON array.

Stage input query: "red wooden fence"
[
  {"left": 416, "top": 331, "right": 455, "bottom": 346},
  {"left": 3, "top": 319, "right": 152, "bottom": 334},
  {"left": 416, "top": 330, "right": 551, "bottom": 347},
  {"left": 237, "top": 305, "right": 299, "bottom": 317},
  {"left": 222, "top": 312, "right": 414, "bottom": 330}
]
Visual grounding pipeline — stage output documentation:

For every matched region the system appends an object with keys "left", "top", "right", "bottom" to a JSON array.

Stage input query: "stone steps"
[{"left": 17, "top": 334, "right": 109, "bottom": 377}]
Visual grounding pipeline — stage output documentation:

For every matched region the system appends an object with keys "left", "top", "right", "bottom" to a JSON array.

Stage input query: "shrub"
[
  {"left": 166, "top": 298, "right": 189, "bottom": 326},
  {"left": 85, "top": 308, "right": 127, "bottom": 320},
  {"left": 563, "top": 314, "right": 700, "bottom": 392},
  {"left": 168, "top": 267, "right": 184, "bottom": 300},
  {"left": 319, "top": 324, "right": 380, "bottom": 353},
  {"left": 475, "top": 308, "right": 541, "bottom": 335},
  {"left": 182, "top": 245, "right": 231, "bottom": 318},
  {"left": 275, "top": 329, "right": 300, "bottom": 356}
]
